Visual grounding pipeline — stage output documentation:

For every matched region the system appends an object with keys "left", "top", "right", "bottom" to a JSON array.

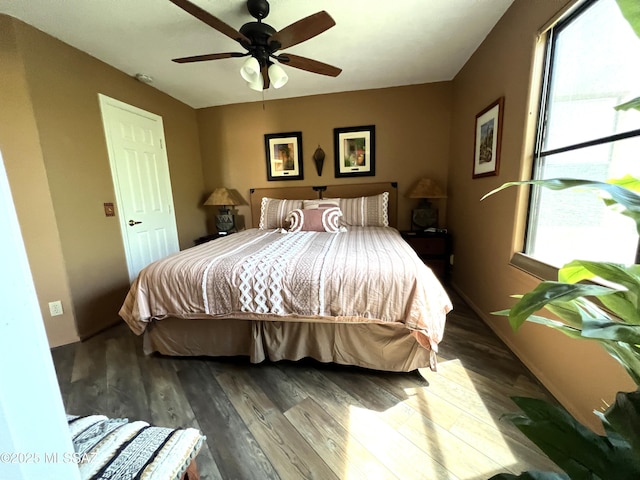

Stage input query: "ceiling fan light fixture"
[
  {"left": 248, "top": 77, "right": 264, "bottom": 91},
  {"left": 240, "top": 56, "right": 261, "bottom": 83},
  {"left": 170, "top": 0, "right": 341, "bottom": 91},
  {"left": 268, "top": 63, "right": 288, "bottom": 89}
]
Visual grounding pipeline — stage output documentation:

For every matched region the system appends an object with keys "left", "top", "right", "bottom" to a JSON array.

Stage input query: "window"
[{"left": 526, "top": 0, "right": 640, "bottom": 268}]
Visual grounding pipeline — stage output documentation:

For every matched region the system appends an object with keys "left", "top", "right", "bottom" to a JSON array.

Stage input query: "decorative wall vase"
[{"left": 313, "top": 145, "right": 325, "bottom": 176}]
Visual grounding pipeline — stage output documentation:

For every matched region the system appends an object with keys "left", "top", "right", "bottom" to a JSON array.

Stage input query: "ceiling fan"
[{"left": 168, "top": 0, "right": 342, "bottom": 90}]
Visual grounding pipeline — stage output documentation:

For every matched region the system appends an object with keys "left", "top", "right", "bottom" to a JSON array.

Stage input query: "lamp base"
[
  {"left": 411, "top": 207, "right": 438, "bottom": 231},
  {"left": 215, "top": 212, "right": 235, "bottom": 233}
]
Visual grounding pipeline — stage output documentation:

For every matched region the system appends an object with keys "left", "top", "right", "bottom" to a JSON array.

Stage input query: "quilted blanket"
[
  {"left": 67, "top": 415, "right": 203, "bottom": 480},
  {"left": 119, "top": 227, "right": 452, "bottom": 353}
]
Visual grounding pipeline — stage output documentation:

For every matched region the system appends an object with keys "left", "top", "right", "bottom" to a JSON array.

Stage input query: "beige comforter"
[{"left": 119, "top": 227, "right": 452, "bottom": 353}]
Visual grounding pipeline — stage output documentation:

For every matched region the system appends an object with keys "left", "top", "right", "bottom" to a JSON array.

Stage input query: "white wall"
[{"left": 0, "top": 149, "right": 80, "bottom": 480}]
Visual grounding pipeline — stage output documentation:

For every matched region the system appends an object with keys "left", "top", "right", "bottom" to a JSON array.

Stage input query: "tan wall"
[
  {"left": 197, "top": 83, "right": 452, "bottom": 231},
  {"left": 0, "top": 16, "right": 78, "bottom": 346},
  {"left": 2, "top": 16, "right": 207, "bottom": 342},
  {"left": 448, "top": 0, "right": 635, "bottom": 430}
]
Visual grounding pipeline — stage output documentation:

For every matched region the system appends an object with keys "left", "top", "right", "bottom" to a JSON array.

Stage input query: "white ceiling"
[{"left": 0, "top": 0, "right": 515, "bottom": 109}]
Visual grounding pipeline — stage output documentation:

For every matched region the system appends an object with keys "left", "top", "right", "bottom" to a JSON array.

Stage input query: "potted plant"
[{"left": 483, "top": 177, "right": 640, "bottom": 480}]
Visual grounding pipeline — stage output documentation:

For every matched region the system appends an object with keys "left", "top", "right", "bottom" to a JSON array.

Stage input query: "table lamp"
[
  {"left": 203, "top": 187, "right": 243, "bottom": 233},
  {"left": 407, "top": 178, "right": 447, "bottom": 230}
]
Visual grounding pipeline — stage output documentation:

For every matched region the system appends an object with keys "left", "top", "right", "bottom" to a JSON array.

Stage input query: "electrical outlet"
[{"left": 48, "top": 300, "right": 63, "bottom": 317}]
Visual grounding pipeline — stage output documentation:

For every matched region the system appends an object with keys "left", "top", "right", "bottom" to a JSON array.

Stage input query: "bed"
[{"left": 119, "top": 182, "right": 452, "bottom": 372}]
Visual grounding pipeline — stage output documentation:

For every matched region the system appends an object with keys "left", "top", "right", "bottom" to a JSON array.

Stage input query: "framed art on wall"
[
  {"left": 334, "top": 125, "right": 376, "bottom": 178},
  {"left": 264, "top": 132, "right": 304, "bottom": 181},
  {"left": 473, "top": 97, "right": 504, "bottom": 179}
]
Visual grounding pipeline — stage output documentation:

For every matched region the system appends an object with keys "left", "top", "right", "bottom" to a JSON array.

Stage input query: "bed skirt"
[{"left": 142, "top": 317, "right": 432, "bottom": 372}]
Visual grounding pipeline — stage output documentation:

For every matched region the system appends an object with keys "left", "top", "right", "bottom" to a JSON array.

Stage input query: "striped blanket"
[
  {"left": 67, "top": 415, "right": 204, "bottom": 480},
  {"left": 120, "top": 227, "right": 452, "bottom": 355}
]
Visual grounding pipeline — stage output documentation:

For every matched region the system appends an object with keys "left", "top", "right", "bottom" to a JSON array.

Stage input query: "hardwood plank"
[
  {"left": 138, "top": 354, "right": 198, "bottom": 427},
  {"left": 344, "top": 401, "right": 459, "bottom": 480},
  {"left": 247, "top": 362, "right": 309, "bottom": 413},
  {"left": 276, "top": 364, "right": 458, "bottom": 480},
  {"left": 418, "top": 365, "right": 527, "bottom": 442},
  {"left": 49, "top": 342, "right": 75, "bottom": 404},
  {"left": 371, "top": 365, "right": 559, "bottom": 474},
  {"left": 397, "top": 408, "right": 509, "bottom": 479},
  {"left": 448, "top": 413, "right": 560, "bottom": 475},
  {"left": 52, "top": 289, "right": 563, "bottom": 480},
  {"left": 217, "top": 369, "right": 338, "bottom": 480},
  {"left": 319, "top": 366, "right": 416, "bottom": 429},
  {"left": 137, "top": 355, "right": 225, "bottom": 480},
  {"left": 65, "top": 335, "right": 109, "bottom": 416},
  {"left": 178, "top": 361, "right": 278, "bottom": 480},
  {"left": 370, "top": 374, "right": 466, "bottom": 431},
  {"left": 436, "top": 358, "right": 550, "bottom": 400},
  {"left": 285, "top": 396, "right": 399, "bottom": 480},
  {"left": 103, "top": 336, "right": 151, "bottom": 421}
]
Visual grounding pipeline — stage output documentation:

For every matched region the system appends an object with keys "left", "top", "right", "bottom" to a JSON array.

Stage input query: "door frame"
[{"left": 98, "top": 94, "right": 179, "bottom": 282}]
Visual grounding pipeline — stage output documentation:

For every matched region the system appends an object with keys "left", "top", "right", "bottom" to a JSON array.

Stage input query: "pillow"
[
  {"left": 286, "top": 207, "right": 343, "bottom": 233},
  {"left": 259, "top": 197, "right": 303, "bottom": 229},
  {"left": 302, "top": 198, "right": 340, "bottom": 209},
  {"left": 339, "top": 192, "right": 389, "bottom": 227}
]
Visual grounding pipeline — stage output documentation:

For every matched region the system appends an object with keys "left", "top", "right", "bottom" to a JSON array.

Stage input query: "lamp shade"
[
  {"left": 407, "top": 178, "right": 447, "bottom": 199},
  {"left": 240, "top": 57, "right": 261, "bottom": 84},
  {"left": 248, "top": 77, "right": 263, "bottom": 91},
  {"left": 203, "top": 188, "right": 243, "bottom": 207},
  {"left": 268, "top": 63, "right": 289, "bottom": 89}
]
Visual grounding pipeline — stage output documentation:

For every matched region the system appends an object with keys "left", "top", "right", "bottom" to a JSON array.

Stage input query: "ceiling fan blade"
[
  {"left": 168, "top": 0, "right": 250, "bottom": 45},
  {"left": 261, "top": 65, "right": 270, "bottom": 90},
  {"left": 172, "top": 52, "right": 246, "bottom": 63},
  {"left": 278, "top": 54, "right": 342, "bottom": 77},
  {"left": 270, "top": 11, "right": 335, "bottom": 50}
]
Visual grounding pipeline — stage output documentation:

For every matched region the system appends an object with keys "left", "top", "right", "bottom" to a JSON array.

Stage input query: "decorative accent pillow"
[
  {"left": 259, "top": 198, "right": 303, "bottom": 229},
  {"left": 286, "top": 207, "right": 343, "bottom": 233},
  {"left": 302, "top": 198, "right": 340, "bottom": 209},
  {"left": 339, "top": 192, "right": 389, "bottom": 227}
]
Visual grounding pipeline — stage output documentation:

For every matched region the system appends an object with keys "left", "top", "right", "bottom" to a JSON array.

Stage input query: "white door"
[{"left": 99, "top": 95, "right": 180, "bottom": 282}]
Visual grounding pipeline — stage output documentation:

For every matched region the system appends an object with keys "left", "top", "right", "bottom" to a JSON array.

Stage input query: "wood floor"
[{"left": 51, "top": 289, "right": 560, "bottom": 480}]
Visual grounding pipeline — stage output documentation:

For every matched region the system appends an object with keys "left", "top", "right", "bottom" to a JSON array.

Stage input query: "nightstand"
[
  {"left": 401, "top": 230, "right": 452, "bottom": 283},
  {"left": 194, "top": 232, "right": 233, "bottom": 245}
]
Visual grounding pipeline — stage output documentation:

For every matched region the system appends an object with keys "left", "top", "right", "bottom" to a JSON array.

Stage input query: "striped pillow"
[
  {"left": 339, "top": 192, "right": 389, "bottom": 227},
  {"left": 259, "top": 197, "right": 303, "bottom": 229},
  {"left": 302, "top": 198, "right": 340, "bottom": 209},
  {"left": 287, "top": 207, "right": 343, "bottom": 233}
]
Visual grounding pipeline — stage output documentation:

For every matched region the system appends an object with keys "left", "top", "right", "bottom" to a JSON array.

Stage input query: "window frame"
[{"left": 514, "top": 0, "right": 640, "bottom": 279}]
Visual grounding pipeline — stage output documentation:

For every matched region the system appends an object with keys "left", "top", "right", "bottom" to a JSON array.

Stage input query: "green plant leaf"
[
  {"left": 559, "top": 261, "right": 640, "bottom": 291},
  {"left": 600, "top": 390, "right": 640, "bottom": 453},
  {"left": 489, "top": 472, "right": 569, "bottom": 480},
  {"left": 543, "top": 297, "right": 611, "bottom": 330},
  {"left": 481, "top": 178, "right": 640, "bottom": 234},
  {"left": 616, "top": 0, "right": 640, "bottom": 40},
  {"left": 509, "top": 282, "right": 618, "bottom": 330},
  {"left": 524, "top": 314, "right": 583, "bottom": 340},
  {"left": 582, "top": 319, "right": 640, "bottom": 345},
  {"left": 507, "top": 397, "right": 640, "bottom": 479},
  {"left": 609, "top": 175, "right": 640, "bottom": 193},
  {"left": 615, "top": 96, "right": 640, "bottom": 112},
  {"left": 598, "top": 292, "right": 640, "bottom": 326},
  {"left": 602, "top": 342, "right": 640, "bottom": 386},
  {"left": 559, "top": 261, "right": 640, "bottom": 324}
]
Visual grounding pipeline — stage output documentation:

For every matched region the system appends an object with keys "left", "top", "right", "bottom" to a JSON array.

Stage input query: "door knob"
[{"left": 128, "top": 220, "right": 142, "bottom": 226}]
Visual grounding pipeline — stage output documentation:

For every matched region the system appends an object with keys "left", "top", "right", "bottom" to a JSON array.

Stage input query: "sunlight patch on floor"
[
  {"left": 345, "top": 404, "right": 456, "bottom": 479},
  {"left": 339, "top": 359, "right": 554, "bottom": 479}
]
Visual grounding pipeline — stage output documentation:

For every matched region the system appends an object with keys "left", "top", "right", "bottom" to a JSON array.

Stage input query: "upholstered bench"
[{"left": 67, "top": 415, "right": 204, "bottom": 480}]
